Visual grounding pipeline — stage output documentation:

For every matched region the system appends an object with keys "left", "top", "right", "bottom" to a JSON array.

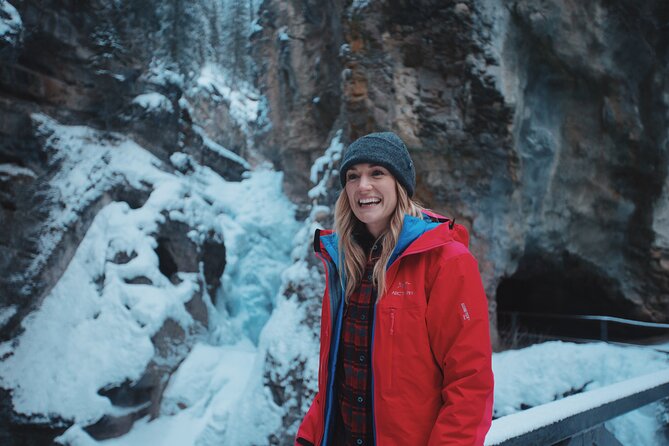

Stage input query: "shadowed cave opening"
[
  {"left": 495, "top": 251, "right": 659, "bottom": 346},
  {"left": 155, "top": 237, "right": 180, "bottom": 284}
]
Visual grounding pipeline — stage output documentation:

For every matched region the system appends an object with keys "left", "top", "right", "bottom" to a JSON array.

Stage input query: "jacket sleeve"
[
  {"left": 425, "top": 252, "right": 494, "bottom": 446},
  {"left": 295, "top": 392, "right": 321, "bottom": 446}
]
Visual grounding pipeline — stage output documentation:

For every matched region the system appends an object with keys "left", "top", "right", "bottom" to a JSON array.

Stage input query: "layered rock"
[
  {"left": 255, "top": 0, "right": 669, "bottom": 328},
  {"left": 251, "top": 0, "right": 346, "bottom": 202},
  {"left": 492, "top": 0, "right": 669, "bottom": 323}
]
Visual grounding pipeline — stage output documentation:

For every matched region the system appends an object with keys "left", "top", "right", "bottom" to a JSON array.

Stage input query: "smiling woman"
[
  {"left": 344, "top": 164, "right": 398, "bottom": 238},
  {"left": 296, "top": 132, "right": 495, "bottom": 446}
]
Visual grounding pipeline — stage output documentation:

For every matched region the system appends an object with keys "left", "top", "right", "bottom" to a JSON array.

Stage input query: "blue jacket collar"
[{"left": 319, "top": 212, "right": 441, "bottom": 271}]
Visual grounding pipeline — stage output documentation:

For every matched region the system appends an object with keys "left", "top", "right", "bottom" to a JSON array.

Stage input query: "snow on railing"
[{"left": 485, "top": 368, "right": 669, "bottom": 445}]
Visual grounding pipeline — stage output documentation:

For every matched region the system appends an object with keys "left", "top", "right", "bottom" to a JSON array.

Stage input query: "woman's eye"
[
  {"left": 346, "top": 173, "right": 358, "bottom": 181},
  {"left": 372, "top": 170, "right": 384, "bottom": 176}
]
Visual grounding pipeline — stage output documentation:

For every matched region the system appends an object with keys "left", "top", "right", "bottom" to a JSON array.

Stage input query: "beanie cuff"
[{"left": 338, "top": 132, "right": 416, "bottom": 197}]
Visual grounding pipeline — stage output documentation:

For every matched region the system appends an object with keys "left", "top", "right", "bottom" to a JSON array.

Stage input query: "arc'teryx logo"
[{"left": 391, "top": 281, "right": 415, "bottom": 296}]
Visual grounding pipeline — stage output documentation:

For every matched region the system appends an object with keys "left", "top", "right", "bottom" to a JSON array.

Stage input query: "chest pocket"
[
  {"left": 378, "top": 276, "right": 427, "bottom": 391},
  {"left": 378, "top": 303, "right": 427, "bottom": 391}
]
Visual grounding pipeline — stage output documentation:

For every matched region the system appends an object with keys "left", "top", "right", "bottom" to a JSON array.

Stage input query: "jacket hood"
[
  {"left": 419, "top": 209, "right": 469, "bottom": 247},
  {"left": 313, "top": 211, "right": 469, "bottom": 267}
]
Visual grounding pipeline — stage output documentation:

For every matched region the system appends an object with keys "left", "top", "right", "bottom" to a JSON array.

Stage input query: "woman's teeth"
[{"left": 359, "top": 198, "right": 381, "bottom": 207}]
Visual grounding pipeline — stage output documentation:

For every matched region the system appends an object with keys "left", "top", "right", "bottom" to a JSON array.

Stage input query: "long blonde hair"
[{"left": 334, "top": 182, "right": 424, "bottom": 302}]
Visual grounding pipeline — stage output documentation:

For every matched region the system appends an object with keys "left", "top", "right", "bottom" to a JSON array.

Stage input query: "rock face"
[
  {"left": 489, "top": 0, "right": 669, "bottom": 324},
  {"left": 251, "top": 0, "right": 346, "bottom": 202},
  {"left": 256, "top": 0, "right": 669, "bottom": 328}
]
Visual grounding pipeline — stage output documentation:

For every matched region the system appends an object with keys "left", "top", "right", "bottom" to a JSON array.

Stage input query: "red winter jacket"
[{"left": 296, "top": 213, "right": 494, "bottom": 446}]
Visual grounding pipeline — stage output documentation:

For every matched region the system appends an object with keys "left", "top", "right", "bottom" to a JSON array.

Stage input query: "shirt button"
[
  {"left": 367, "top": 274, "right": 372, "bottom": 281},
  {"left": 356, "top": 439, "right": 363, "bottom": 445},
  {"left": 360, "top": 314, "right": 366, "bottom": 320},
  {"left": 357, "top": 396, "right": 364, "bottom": 404},
  {"left": 359, "top": 354, "right": 366, "bottom": 363}
]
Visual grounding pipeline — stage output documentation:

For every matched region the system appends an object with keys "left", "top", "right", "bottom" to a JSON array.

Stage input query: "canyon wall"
[{"left": 1, "top": 0, "right": 668, "bottom": 443}]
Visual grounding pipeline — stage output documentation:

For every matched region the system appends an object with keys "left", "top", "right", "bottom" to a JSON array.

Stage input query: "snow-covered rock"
[{"left": 0, "top": 0, "right": 21, "bottom": 48}]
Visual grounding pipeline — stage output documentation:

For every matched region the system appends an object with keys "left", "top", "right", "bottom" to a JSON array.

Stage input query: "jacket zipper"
[
  {"left": 389, "top": 308, "right": 396, "bottom": 335},
  {"left": 314, "top": 250, "right": 344, "bottom": 446}
]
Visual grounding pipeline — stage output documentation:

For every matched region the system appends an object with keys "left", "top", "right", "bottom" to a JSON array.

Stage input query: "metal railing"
[
  {"left": 485, "top": 368, "right": 669, "bottom": 445},
  {"left": 498, "top": 311, "right": 669, "bottom": 345}
]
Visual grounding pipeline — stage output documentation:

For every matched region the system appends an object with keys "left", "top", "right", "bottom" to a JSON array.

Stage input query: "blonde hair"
[{"left": 334, "top": 182, "right": 424, "bottom": 302}]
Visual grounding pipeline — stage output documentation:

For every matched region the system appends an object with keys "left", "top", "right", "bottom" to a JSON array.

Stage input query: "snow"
[
  {"left": 25, "top": 113, "right": 172, "bottom": 280},
  {"left": 91, "top": 340, "right": 258, "bottom": 446},
  {"left": 194, "top": 64, "right": 261, "bottom": 139},
  {"left": 486, "top": 368, "right": 669, "bottom": 445},
  {"left": 132, "top": 92, "right": 174, "bottom": 113},
  {"left": 0, "top": 304, "right": 17, "bottom": 327},
  {"left": 52, "top": 339, "right": 669, "bottom": 445},
  {"left": 278, "top": 27, "right": 290, "bottom": 41},
  {"left": 250, "top": 18, "right": 262, "bottom": 34},
  {"left": 0, "top": 163, "right": 36, "bottom": 179},
  {"left": 209, "top": 166, "right": 299, "bottom": 344},
  {"left": 351, "top": 0, "right": 372, "bottom": 11},
  {"left": 192, "top": 125, "right": 251, "bottom": 169},
  {"left": 308, "top": 130, "right": 344, "bottom": 199},
  {"left": 57, "top": 340, "right": 257, "bottom": 446},
  {"left": 0, "top": 196, "right": 198, "bottom": 423},
  {"left": 0, "top": 114, "right": 296, "bottom": 435},
  {"left": 491, "top": 341, "right": 669, "bottom": 445},
  {"left": 139, "top": 60, "right": 184, "bottom": 89},
  {"left": 174, "top": 0, "right": 267, "bottom": 149},
  {"left": 0, "top": 0, "right": 21, "bottom": 45}
]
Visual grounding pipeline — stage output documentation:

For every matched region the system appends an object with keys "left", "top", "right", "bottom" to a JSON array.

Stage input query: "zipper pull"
[{"left": 389, "top": 308, "right": 396, "bottom": 335}]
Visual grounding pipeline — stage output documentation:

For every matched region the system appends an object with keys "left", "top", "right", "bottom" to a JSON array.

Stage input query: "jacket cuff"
[{"left": 296, "top": 438, "right": 315, "bottom": 446}]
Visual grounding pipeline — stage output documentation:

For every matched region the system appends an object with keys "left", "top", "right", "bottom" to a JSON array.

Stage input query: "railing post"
[{"left": 600, "top": 319, "right": 608, "bottom": 342}]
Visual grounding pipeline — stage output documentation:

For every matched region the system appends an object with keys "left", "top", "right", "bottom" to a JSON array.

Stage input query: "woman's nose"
[{"left": 359, "top": 174, "right": 372, "bottom": 189}]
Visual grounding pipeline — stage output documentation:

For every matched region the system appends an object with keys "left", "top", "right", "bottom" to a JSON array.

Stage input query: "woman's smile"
[
  {"left": 345, "top": 163, "right": 398, "bottom": 237},
  {"left": 358, "top": 197, "right": 381, "bottom": 206}
]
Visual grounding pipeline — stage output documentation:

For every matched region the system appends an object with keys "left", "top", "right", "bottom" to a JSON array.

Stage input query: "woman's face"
[{"left": 344, "top": 163, "right": 398, "bottom": 238}]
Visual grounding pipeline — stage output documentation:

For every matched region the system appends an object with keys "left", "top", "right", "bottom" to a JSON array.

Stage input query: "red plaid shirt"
[{"left": 333, "top": 239, "right": 380, "bottom": 446}]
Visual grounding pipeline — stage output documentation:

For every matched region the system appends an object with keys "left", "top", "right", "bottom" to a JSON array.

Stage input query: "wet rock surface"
[{"left": 494, "top": 0, "right": 669, "bottom": 323}]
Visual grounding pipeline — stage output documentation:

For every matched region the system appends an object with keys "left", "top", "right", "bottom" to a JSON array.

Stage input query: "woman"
[{"left": 296, "top": 132, "right": 494, "bottom": 446}]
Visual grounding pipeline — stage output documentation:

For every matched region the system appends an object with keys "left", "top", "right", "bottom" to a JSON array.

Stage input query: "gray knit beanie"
[{"left": 339, "top": 131, "right": 416, "bottom": 197}]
